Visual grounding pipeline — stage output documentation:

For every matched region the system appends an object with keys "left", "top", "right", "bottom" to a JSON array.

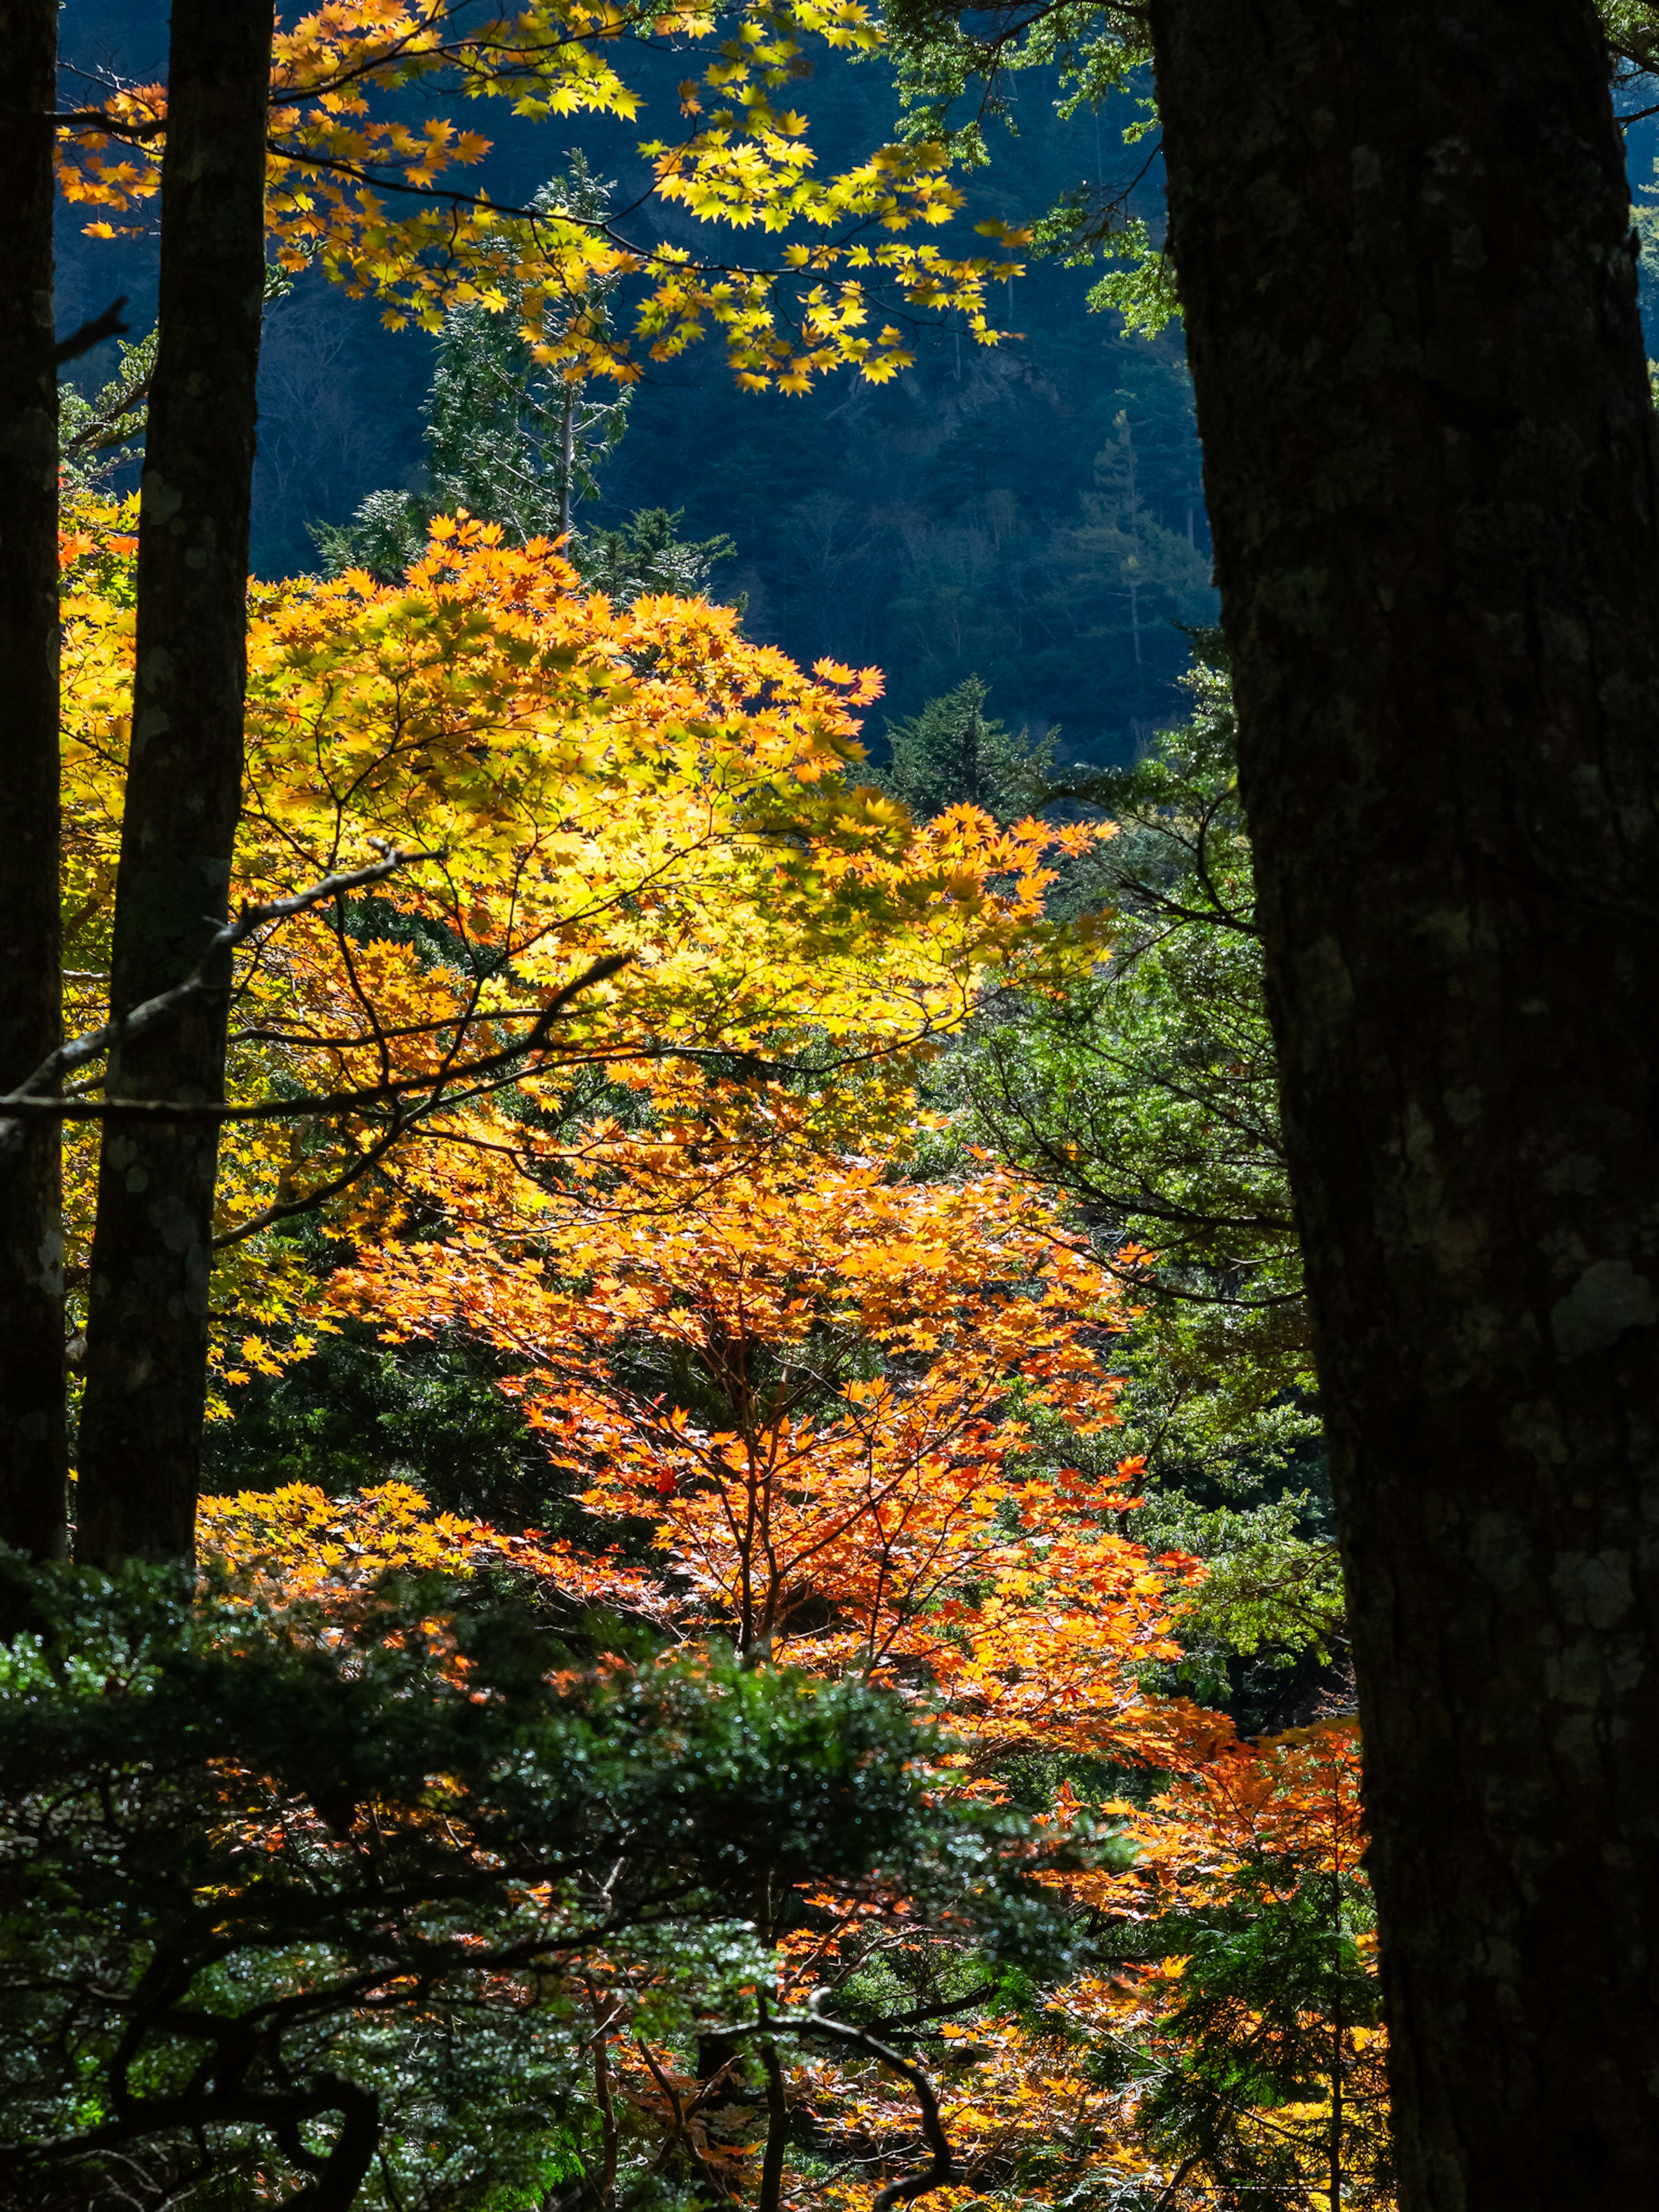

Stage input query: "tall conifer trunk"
[
  {"left": 0, "top": 0, "right": 69, "bottom": 1560},
  {"left": 1148, "top": 1, "right": 1659, "bottom": 2199},
  {"left": 76, "top": 0, "right": 273, "bottom": 1566}
]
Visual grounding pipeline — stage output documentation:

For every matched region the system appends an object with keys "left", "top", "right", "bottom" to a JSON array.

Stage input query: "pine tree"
[
  {"left": 878, "top": 674, "right": 1057, "bottom": 825},
  {"left": 1044, "top": 408, "right": 1215, "bottom": 678},
  {"left": 578, "top": 505, "right": 736, "bottom": 604},
  {"left": 311, "top": 160, "right": 630, "bottom": 581}
]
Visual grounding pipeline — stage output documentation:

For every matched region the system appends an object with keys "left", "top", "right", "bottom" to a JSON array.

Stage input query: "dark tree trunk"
[
  {"left": 76, "top": 0, "right": 273, "bottom": 1566},
  {"left": 1148, "top": 2, "right": 1659, "bottom": 2203},
  {"left": 0, "top": 0, "right": 69, "bottom": 1560}
]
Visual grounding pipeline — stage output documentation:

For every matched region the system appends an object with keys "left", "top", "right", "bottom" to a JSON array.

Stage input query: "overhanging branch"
[
  {"left": 1, "top": 950, "right": 632, "bottom": 1132},
  {"left": 0, "top": 843, "right": 444, "bottom": 1158},
  {"left": 0, "top": 297, "right": 130, "bottom": 391}
]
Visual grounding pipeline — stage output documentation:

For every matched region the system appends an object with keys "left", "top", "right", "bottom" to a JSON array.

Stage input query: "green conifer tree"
[
  {"left": 919, "top": 647, "right": 1342, "bottom": 1720},
  {"left": 878, "top": 674, "right": 1057, "bottom": 825},
  {"left": 578, "top": 505, "right": 736, "bottom": 604},
  {"left": 310, "top": 159, "right": 631, "bottom": 581}
]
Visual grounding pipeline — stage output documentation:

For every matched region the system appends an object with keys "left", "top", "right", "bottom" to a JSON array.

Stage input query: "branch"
[
  {"left": 209, "top": 1112, "right": 413, "bottom": 1251},
  {"left": 1150, "top": 2150, "right": 1203, "bottom": 2210},
  {"left": 63, "top": 371, "right": 152, "bottom": 456},
  {"left": 0, "top": 297, "right": 129, "bottom": 391},
  {"left": 0, "top": 842, "right": 442, "bottom": 1156},
  {"left": 264, "top": 140, "right": 987, "bottom": 319},
  {"left": 854, "top": 1982, "right": 999, "bottom": 2040},
  {"left": 4, "top": 949, "right": 634, "bottom": 1134},
  {"left": 721, "top": 1996, "right": 953, "bottom": 2212}
]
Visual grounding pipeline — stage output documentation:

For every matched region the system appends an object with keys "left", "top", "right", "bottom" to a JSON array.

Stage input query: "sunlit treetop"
[
  {"left": 55, "top": 0, "right": 1034, "bottom": 391},
  {"left": 57, "top": 503, "right": 1101, "bottom": 1372}
]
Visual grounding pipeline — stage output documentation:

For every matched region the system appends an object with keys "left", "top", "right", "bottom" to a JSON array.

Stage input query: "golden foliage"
[
  {"left": 56, "top": 0, "right": 1016, "bottom": 390},
  {"left": 59, "top": 501, "right": 1096, "bottom": 1374}
]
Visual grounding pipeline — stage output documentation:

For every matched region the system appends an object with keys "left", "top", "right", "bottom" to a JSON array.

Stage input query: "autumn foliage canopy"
[{"left": 17, "top": 489, "right": 1392, "bottom": 2210}]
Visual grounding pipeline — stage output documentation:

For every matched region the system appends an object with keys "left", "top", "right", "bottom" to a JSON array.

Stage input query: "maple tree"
[
  {"left": 779, "top": 1722, "right": 1387, "bottom": 2212},
  {"left": 107, "top": 554, "right": 1386, "bottom": 2208},
  {"left": 332, "top": 1110, "right": 1198, "bottom": 1764},
  {"left": 35, "top": 645, "right": 1392, "bottom": 2205},
  {"left": 46, "top": 495, "right": 1094, "bottom": 1548},
  {"left": 189, "top": 1178, "right": 1392, "bottom": 2208},
  {"left": 229, "top": 1062, "right": 1394, "bottom": 2209},
  {"left": 0, "top": 0, "right": 1025, "bottom": 1566}
]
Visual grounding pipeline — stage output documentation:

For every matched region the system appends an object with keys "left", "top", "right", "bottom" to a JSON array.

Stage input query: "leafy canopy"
[
  {"left": 58, "top": 500, "right": 1095, "bottom": 1375},
  {"left": 58, "top": 0, "right": 1032, "bottom": 395}
]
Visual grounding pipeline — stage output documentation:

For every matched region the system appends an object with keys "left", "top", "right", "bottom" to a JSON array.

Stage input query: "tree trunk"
[
  {"left": 76, "top": 0, "right": 273, "bottom": 1566},
  {"left": 0, "top": 0, "right": 69, "bottom": 1560},
  {"left": 1148, "top": 2, "right": 1659, "bottom": 2202}
]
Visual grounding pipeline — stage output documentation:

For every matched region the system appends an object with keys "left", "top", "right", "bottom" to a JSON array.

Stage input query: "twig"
[
  {"left": 1, "top": 951, "right": 632, "bottom": 1131},
  {"left": 756, "top": 2025, "right": 789, "bottom": 2212},
  {"left": 63, "top": 373, "right": 152, "bottom": 456},
  {"left": 209, "top": 1112, "right": 413, "bottom": 1251},
  {"left": 1150, "top": 2148, "right": 1202, "bottom": 2210},
  {"left": 6, "top": 844, "right": 439, "bottom": 1100}
]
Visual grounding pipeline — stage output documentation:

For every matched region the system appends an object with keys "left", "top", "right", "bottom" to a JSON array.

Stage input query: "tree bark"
[
  {"left": 1148, "top": 2, "right": 1659, "bottom": 2202},
  {"left": 0, "top": 0, "right": 69, "bottom": 1560},
  {"left": 75, "top": 0, "right": 273, "bottom": 1566}
]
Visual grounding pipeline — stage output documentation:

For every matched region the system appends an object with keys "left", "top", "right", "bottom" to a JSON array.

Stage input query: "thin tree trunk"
[
  {"left": 560, "top": 385, "right": 575, "bottom": 539},
  {"left": 1329, "top": 1869, "right": 1342, "bottom": 2212},
  {"left": 1149, "top": 2, "right": 1659, "bottom": 2202},
  {"left": 0, "top": 0, "right": 68, "bottom": 1560},
  {"left": 756, "top": 2036, "right": 788, "bottom": 2212},
  {"left": 593, "top": 2023, "right": 620, "bottom": 2212},
  {"left": 76, "top": 0, "right": 273, "bottom": 1565}
]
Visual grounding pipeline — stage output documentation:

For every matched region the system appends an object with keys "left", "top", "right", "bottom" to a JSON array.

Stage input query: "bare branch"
[
  {"left": 0, "top": 843, "right": 442, "bottom": 1157},
  {"left": 721, "top": 1996, "right": 954, "bottom": 2212},
  {"left": 0, "top": 297, "right": 129, "bottom": 390},
  {"left": 1, "top": 952, "right": 633, "bottom": 1139}
]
